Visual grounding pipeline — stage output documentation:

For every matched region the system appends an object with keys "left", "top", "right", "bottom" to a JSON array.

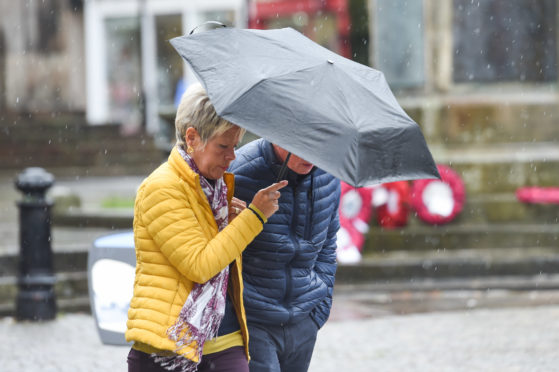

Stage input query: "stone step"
[
  {"left": 363, "top": 223, "right": 559, "bottom": 252},
  {"left": 2, "top": 246, "right": 558, "bottom": 316},
  {"left": 370, "top": 193, "right": 558, "bottom": 228},
  {"left": 47, "top": 199, "right": 558, "bottom": 254},
  {"left": 0, "top": 251, "right": 87, "bottom": 277},
  {"left": 0, "top": 275, "right": 91, "bottom": 317},
  {"left": 404, "top": 97, "right": 559, "bottom": 145},
  {"left": 0, "top": 251, "right": 91, "bottom": 316},
  {"left": 340, "top": 247, "right": 559, "bottom": 282},
  {"left": 49, "top": 195, "right": 559, "bottom": 230},
  {"left": 0, "top": 116, "right": 164, "bottom": 171},
  {"left": 457, "top": 194, "right": 559, "bottom": 225},
  {"left": 428, "top": 142, "right": 559, "bottom": 193},
  {"left": 52, "top": 210, "right": 133, "bottom": 229}
]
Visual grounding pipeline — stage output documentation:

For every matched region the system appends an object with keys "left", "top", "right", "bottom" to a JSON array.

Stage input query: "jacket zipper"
[
  {"left": 304, "top": 175, "right": 314, "bottom": 241},
  {"left": 283, "top": 184, "right": 299, "bottom": 323}
]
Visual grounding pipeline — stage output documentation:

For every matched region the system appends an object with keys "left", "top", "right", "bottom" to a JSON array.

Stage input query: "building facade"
[
  {"left": 369, "top": 0, "right": 559, "bottom": 194},
  {"left": 0, "top": 0, "right": 86, "bottom": 113}
]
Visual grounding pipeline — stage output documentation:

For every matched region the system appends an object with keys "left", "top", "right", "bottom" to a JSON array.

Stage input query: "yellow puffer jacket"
[{"left": 125, "top": 147, "right": 263, "bottom": 361}]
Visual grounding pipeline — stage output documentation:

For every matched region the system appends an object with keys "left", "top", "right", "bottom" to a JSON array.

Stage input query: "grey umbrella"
[{"left": 170, "top": 26, "right": 439, "bottom": 187}]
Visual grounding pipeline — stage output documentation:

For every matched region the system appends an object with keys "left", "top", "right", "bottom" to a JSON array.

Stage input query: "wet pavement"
[
  {"left": 1, "top": 295, "right": 559, "bottom": 372},
  {"left": 330, "top": 281, "right": 559, "bottom": 320},
  {"left": 312, "top": 303, "right": 559, "bottom": 372}
]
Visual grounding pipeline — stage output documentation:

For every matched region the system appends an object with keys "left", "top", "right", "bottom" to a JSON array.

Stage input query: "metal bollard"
[{"left": 14, "top": 167, "right": 57, "bottom": 320}]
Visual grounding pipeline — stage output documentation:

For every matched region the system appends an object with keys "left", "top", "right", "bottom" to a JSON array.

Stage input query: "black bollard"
[{"left": 15, "top": 167, "right": 57, "bottom": 320}]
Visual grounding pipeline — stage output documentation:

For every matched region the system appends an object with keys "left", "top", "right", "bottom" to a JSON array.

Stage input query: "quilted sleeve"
[{"left": 137, "top": 177, "right": 263, "bottom": 284}]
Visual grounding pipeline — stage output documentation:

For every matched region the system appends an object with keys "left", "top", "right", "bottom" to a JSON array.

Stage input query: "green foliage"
[{"left": 101, "top": 196, "right": 135, "bottom": 209}]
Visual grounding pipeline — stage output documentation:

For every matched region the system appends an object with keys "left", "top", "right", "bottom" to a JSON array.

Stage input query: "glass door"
[
  {"left": 104, "top": 17, "right": 143, "bottom": 134},
  {"left": 85, "top": 0, "right": 245, "bottom": 138}
]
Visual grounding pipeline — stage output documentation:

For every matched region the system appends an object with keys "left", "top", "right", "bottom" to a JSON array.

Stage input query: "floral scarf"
[{"left": 153, "top": 145, "right": 230, "bottom": 371}]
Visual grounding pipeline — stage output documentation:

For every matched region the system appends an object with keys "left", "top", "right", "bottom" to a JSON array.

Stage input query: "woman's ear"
[{"left": 185, "top": 127, "right": 199, "bottom": 148}]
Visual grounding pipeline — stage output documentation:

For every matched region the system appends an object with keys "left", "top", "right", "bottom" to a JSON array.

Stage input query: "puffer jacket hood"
[{"left": 229, "top": 139, "right": 340, "bottom": 328}]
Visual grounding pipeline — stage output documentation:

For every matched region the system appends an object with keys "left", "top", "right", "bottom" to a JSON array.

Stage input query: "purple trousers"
[{"left": 127, "top": 346, "right": 249, "bottom": 372}]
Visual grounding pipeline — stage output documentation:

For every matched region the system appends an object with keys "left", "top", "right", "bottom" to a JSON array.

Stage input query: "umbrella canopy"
[{"left": 170, "top": 27, "right": 439, "bottom": 187}]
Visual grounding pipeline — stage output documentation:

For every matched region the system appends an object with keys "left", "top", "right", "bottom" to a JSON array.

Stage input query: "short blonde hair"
[{"left": 175, "top": 82, "right": 244, "bottom": 148}]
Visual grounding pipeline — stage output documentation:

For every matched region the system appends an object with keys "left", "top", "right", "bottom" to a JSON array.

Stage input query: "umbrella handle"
[
  {"left": 276, "top": 152, "right": 292, "bottom": 182},
  {"left": 189, "top": 21, "right": 228, "bottom": 35}
]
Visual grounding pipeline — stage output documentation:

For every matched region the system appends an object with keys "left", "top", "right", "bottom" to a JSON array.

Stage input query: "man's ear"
[{"left": 272, "top": 144, "right": 288, "bottom": 162}]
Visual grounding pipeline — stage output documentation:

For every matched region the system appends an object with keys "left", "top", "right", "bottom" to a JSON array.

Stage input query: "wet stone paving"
[{"left": 1, "top": 286, "right": 559, "bottom": 372}]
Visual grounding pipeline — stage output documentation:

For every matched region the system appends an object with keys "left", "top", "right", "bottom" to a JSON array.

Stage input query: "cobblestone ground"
[{"left": 1, "top": 305, "right": 559, "bottom": 372}]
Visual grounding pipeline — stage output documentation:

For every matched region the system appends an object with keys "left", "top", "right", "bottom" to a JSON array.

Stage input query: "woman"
[{"left": 126, "top": 82, "right": 287, "bottom": 372}]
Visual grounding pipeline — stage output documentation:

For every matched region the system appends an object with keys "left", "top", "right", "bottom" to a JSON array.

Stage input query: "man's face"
[{"left": 272, "top": 145, "right": 314, "bottom": 175}]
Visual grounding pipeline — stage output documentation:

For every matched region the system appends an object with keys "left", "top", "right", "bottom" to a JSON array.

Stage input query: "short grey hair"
[{"left": 175, "top": 82, "right": 245, "bottom": 148}]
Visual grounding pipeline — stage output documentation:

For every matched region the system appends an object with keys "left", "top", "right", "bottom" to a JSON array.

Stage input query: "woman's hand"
[
  {"left": 251, "top": 180, "right": 288, "bottom": 219},
  {"left": 228, "top": 197, "right": 247, "bottom": 223}
]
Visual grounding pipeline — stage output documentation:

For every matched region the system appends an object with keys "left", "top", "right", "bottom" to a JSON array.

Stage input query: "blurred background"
[{"left": 1, "top": 0, "right": 559, "bottom": 337}]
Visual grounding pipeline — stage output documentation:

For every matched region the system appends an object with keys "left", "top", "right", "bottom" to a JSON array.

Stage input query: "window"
[
  {"left": 105, "top": 17, "right": 142, "bottom": 129},
  {"left": 373, "top": 0, "right": 425, "bottom": 88},
  {"left": 85, "top": 0, "right": 245, "bottom": 134},
  {"left": 155, "top": 14, "right": 183, "bottom": 111},
  {"left": 453, "top": 0, "right": 557, "bottom": 83}
]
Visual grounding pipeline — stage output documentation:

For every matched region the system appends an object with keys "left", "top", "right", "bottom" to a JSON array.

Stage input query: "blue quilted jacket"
[{"left": 229, "top": 139, "right": 340, "bottom": 328}]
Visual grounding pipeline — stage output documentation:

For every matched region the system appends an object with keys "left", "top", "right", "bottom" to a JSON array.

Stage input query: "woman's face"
[{"left": 186, "top": 126, "right": 241, "bottom": 180}]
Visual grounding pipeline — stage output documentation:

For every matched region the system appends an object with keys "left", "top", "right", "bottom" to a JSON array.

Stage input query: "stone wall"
[
  {"left": 0, "top": 0, "right": 85, "bottom": 113},
  {"left": 364, "top": 0, "right": 559, "bottom": 258},
  {"left": 0, "top": 112, "right": 164, "bottom": 175}
]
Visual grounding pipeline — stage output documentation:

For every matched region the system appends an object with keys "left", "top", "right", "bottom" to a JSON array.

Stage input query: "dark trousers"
[
  {"left": 247, "top": 317, "right": 319, "bottom": 372},
  {"left": 127, "top": 346, "right": 249, "bottom": 372}
]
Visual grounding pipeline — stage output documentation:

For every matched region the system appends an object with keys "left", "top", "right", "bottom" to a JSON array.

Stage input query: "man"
[{"left": 229, "top": 138, "right": 340, "bottom": 372}]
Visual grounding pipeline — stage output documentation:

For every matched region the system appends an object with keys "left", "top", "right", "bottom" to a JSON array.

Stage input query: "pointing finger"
[{"left": 262, "top": 180, "right": 288, "bottom": 193}]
